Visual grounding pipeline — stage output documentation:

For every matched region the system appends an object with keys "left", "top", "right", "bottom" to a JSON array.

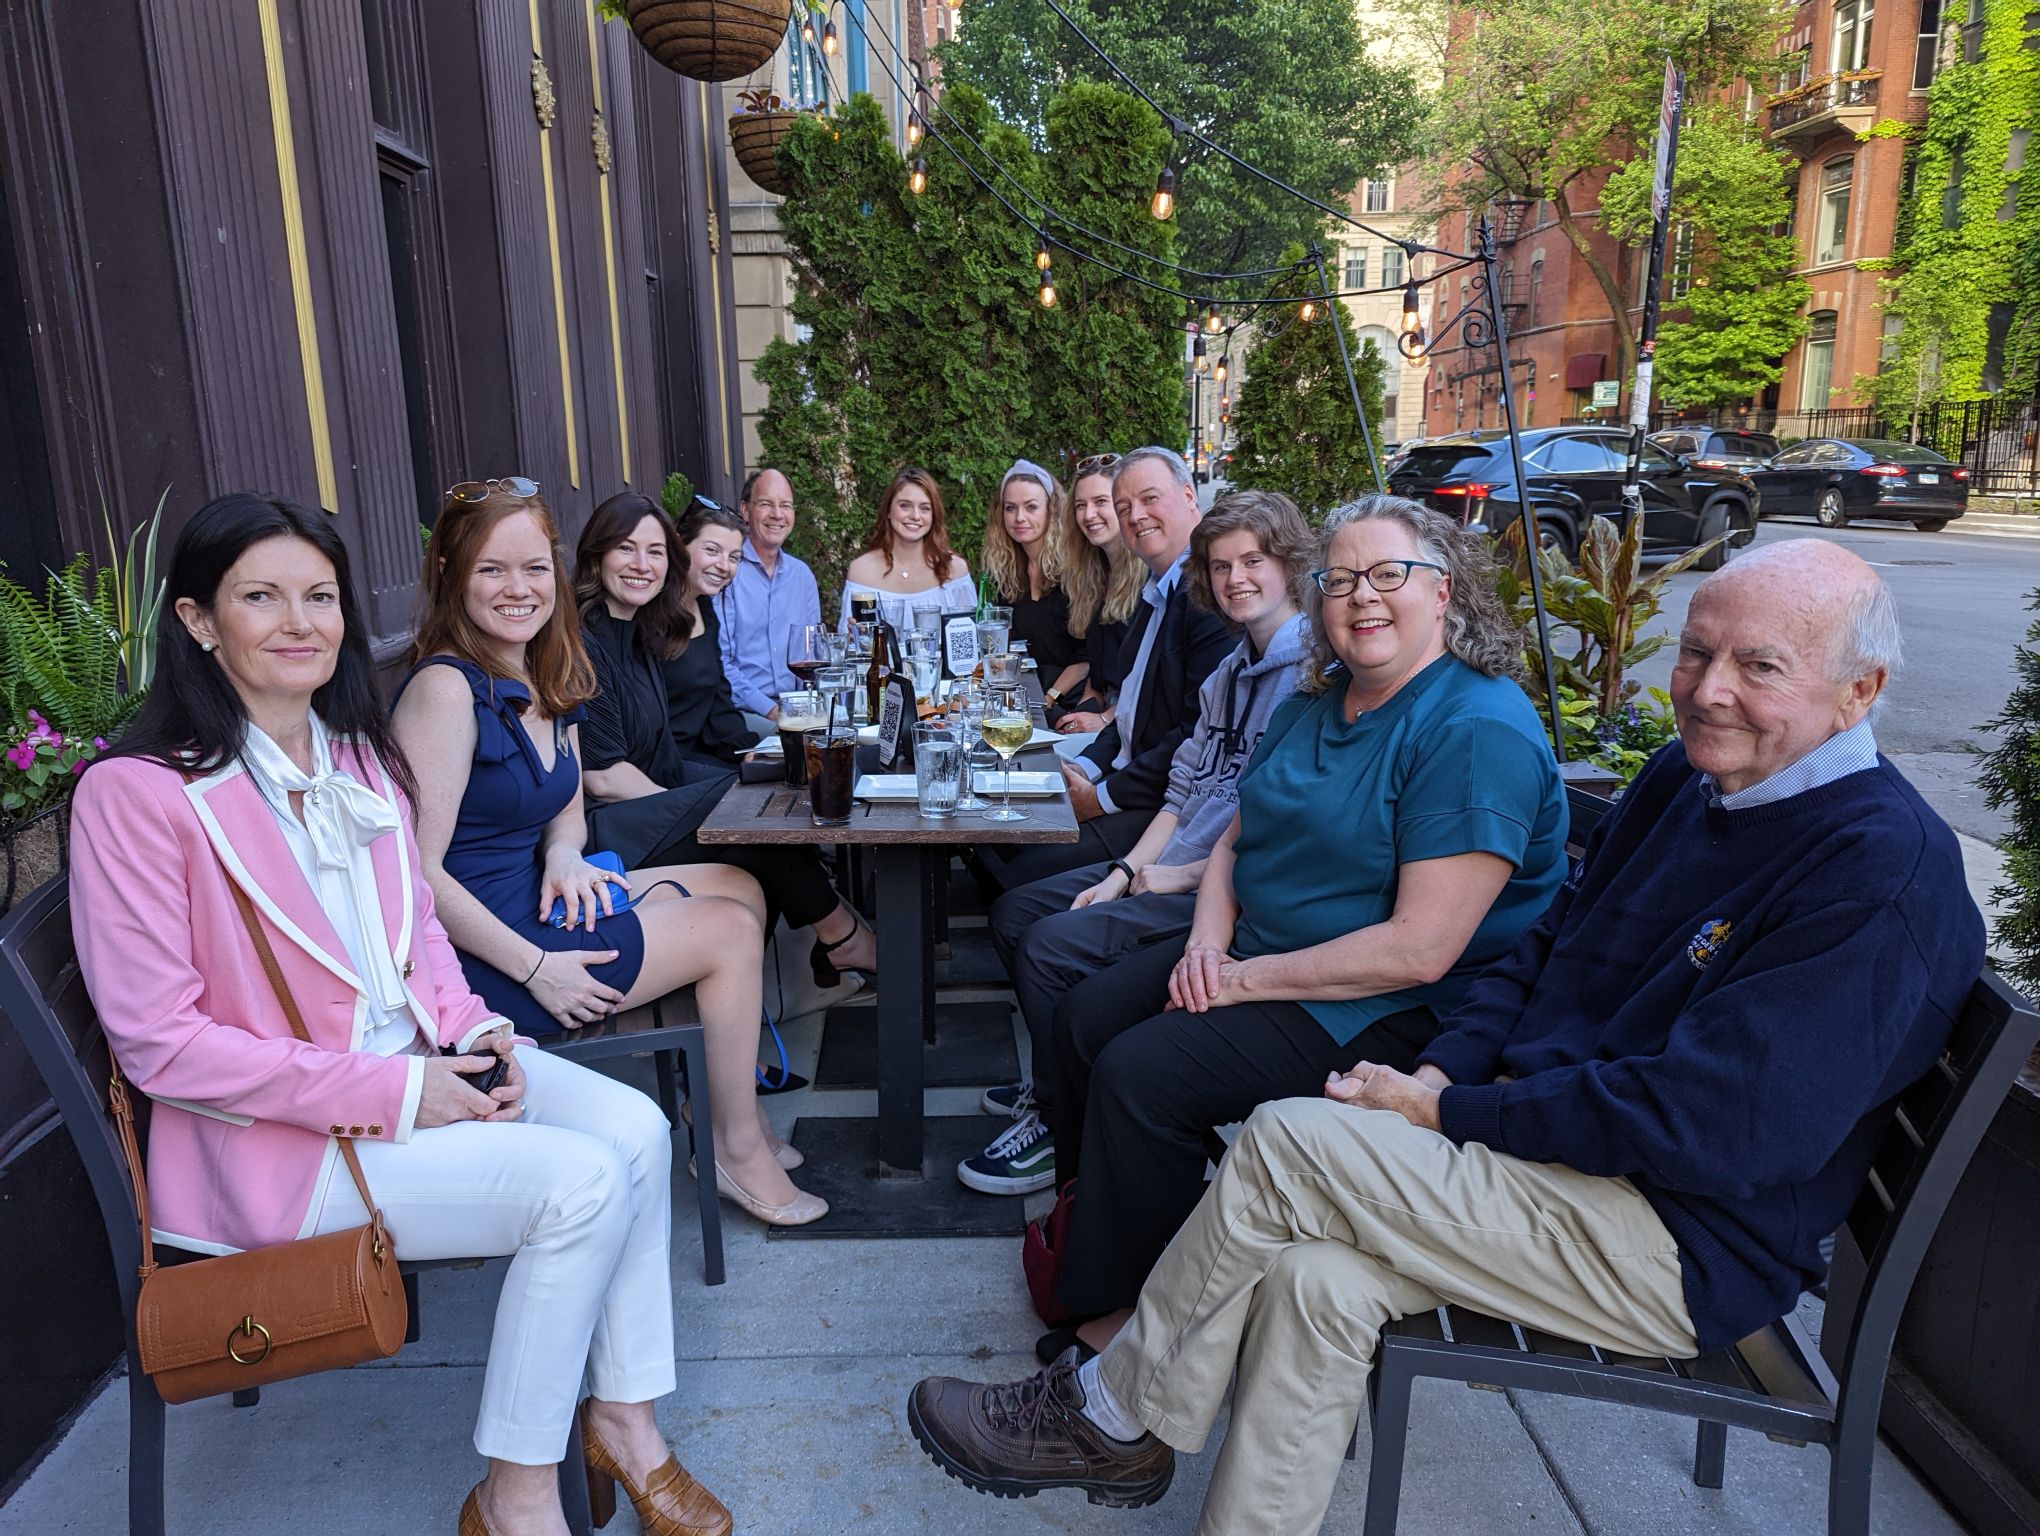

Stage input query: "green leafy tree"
[
  {"left": 1599, "top": 109, "right": 1809, "bottom": 408},
  {"left": 1980, "top": 592, "right": 2040, "bottom": 999},
  {"left": 936, "top": 0, "right": 1423, "bottom": 275},
  {"left": 1404, "top": 0, "right": 1789, "bottom": 396},
  {"left": 1229, "top": 253, "right": 1384, "bottom": 516},
  {"left": 755, "top": 86, "right": 1182, "bottom": 593}
]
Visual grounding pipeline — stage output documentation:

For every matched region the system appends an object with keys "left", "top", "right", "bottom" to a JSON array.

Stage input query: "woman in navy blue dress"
[{"left": 393, "top": 480, "right": 825, "bottom": 1226}]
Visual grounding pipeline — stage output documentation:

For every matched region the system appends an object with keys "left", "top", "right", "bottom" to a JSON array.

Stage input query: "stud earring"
[{"left": 201, "top": 641, "right": 216, "bottom": 653}]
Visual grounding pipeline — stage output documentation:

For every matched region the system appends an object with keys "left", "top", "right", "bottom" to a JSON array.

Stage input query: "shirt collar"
[
  {"left": 1144, "top": 549, "right": 1190, "bottom": 605},
  {"left": 1700, "top": 717, "right": 1880, "bottom": 810}
]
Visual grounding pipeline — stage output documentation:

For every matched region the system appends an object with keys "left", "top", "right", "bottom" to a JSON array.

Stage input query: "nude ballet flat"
[
  {"left": 689, "top": 1154, "right": 829, "bottom": 1227},
  {"left": 681, "top": 1099, "right": 803, "bottom": 1169}
]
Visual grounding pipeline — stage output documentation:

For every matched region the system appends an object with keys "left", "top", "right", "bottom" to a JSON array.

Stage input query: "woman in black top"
[
  {"left": 577, "top": 494, "right": 875, "bottom": 986},
  {"left": 979, "top": 459, "right": 1089, "bottom": 708},
  {"left": 1056, "top": 452, "right": 1146, "bottom": 733}
]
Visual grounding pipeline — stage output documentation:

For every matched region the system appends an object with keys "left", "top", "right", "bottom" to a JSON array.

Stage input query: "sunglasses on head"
[
  {"left": 443, "top": 476, "right": 541, "bottom": 505},
  {"left": 1073, "top": 453, "right": 1121, "bottom": 478}
]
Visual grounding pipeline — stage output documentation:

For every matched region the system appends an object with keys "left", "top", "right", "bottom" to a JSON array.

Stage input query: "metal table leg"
[{"left": 873, "top": 843, "right": 932, "bottom": 1177}]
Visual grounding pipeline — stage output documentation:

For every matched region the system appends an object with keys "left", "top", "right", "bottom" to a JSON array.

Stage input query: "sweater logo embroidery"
[{"left": 1686, "top": 917, "right": 1734, "bottom": 969}]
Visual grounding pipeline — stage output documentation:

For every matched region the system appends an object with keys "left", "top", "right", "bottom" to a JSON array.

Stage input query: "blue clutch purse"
[{"left": 547, "top": 850, "right": 636, "bottom": 928}]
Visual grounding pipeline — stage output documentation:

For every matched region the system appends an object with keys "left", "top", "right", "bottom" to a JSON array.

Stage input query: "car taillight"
[
  {"left": 1433, "top": 482, "right": 1493, "bottom": 499},
  {"left": 1860, "top": 463, "right": 1909, "bottom": 476},
  {"left": 1693, "top": 458, "right": 1731, "bottom": 469},
  {"left": 1952, "top": 467, "right": 1971, "bottom": 481}
]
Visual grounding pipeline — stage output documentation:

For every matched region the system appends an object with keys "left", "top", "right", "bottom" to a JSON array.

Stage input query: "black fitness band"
[{"left": 1108, "top": 858, "right": 1135, "bottom": 885}]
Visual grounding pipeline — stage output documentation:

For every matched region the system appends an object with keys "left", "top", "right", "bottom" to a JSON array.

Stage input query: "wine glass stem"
[{"left": 1003, "top": 756, "right": 1013, "bottom": 816}]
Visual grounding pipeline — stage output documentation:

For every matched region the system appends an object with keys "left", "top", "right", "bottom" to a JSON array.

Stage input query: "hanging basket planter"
[
  {"left": 623, "top": 0, "right": 794, "bottom": 83},
  {"left": 729, "top": 100, "right": 805, "bottom": 194}
]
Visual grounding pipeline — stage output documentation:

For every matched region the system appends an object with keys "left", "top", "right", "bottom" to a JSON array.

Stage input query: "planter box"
[
  {"left": 1, "top": 802, "right": 69, "bottom": 916},
  {"left": 1824, "top": 1066, "right": 2040, "bottom": 1535},
  {"left": 729, "top": 108, "right": 801, "bottom": 195}
]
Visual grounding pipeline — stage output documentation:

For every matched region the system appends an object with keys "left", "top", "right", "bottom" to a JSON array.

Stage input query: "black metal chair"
[
  {"left": 1356, "top": 969, "right": 2040, "bottom": 1535},
  {"left": 538, "top": 994, "right": 725, "bottom": 1286},
  {"left": 0, "top": 881, "right": 602, "bottom": 1536}
]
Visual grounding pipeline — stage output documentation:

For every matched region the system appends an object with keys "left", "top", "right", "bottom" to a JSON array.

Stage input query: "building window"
[
  {"left": 1800, "top": 310, "right": 1839, "bottom": 410},
  {"left": 1963, "top": 0, "right": 1983, "bottom": 62},
  {"left": 1345, "top": 247, "right": 1368, "bottom": 288},
  {"left": 1668, "top": 220, "right": 1696, "bottom": 299},
  {"left": 1833, "top": 0, "right": 1875, "bottom": 73},
  {"left": 1381, "top": 244, "right": 1406, "bottom": 289},
  {"left": 1815, "top": 156, "right": 1853, "bottom": 263},
  {"left": 1880, "top": 312, "right": 1904, "bottom": 367},
  {"left": 1364, "top": 178, "right": 1392, "bottom": 213},
  {"left": 1383, "top": 390, "right": 1400, "bottom": 426},
  {"left": 1528, "top": 257, "right": 1544, "bottom": 326},
  {"left": 1915, "top": 0, "right": 1944, "bottom": 86},
  {"left": 1943, "top": 149, "right": 1964, "bottom": 228}
]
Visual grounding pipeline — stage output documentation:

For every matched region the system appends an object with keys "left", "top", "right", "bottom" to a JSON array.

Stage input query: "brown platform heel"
[
  {"left": 579, "top": 1403, "right": 733, "bottom": 1536},
  {"left": 456, "top": 1484, "right": 494, "bottom": 1535}
]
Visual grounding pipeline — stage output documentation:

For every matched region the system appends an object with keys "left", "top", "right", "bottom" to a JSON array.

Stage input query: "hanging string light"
[
  {"left": 1193, "top": 334, "right": 1209, "bottom": 373},
  {"left": 823, "top": 19, "right": 839, "bottom": 55},
  {"left": 1036, "top": 236, "right": 1054, "bottom": 271},
  {"left": 1038, "top": 266, "right": 1058, "bottom": 308},
  {"left": 801, "top": 12, "right": 817, "bottom": 45},
  {"left": 907, "top": 107, "right": 924, "bottom": 148},
  {"left": 1400, "top": 280, "right": 1423, "bottom": 335},
  {"left": 1203, "top": 301, "right": 1222, "bottom": 335},
  {"left": 1150, "top": 165, "right": 1176, "bottom": 221},
  {"left": 1214, "top": 355, "right": 1229, "bottom": 384},
  {"left": 908, "top": 155, "right": 928, "bottom": 195},
  {"left": 1299, "top": 297, "right": 1319, "bottom": 323}
]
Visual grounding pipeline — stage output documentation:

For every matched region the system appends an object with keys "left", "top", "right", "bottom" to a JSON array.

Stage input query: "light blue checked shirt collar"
[{"left": 1702, "top": 717, "right": 1880, "bottom": 810}]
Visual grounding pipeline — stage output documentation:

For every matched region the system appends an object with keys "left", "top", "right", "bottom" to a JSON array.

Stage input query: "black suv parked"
[
  {"left": 1387, "top": 426, "right": 1760, "bottom": 568},
  {"left": 1646, "top": 426, "right": 1781, "bottom": 472}
]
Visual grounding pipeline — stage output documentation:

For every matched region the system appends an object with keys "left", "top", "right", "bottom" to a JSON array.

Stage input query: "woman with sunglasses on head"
[
  {"left": 577, "top": 492, "right": 876, "bottom": 988},
  {"left": 71, "top": 492, "right": 736, "bottom": 1536},
  {"left": 392, "top": 479, "right": 826, "bottom": 1231},
  {"left": 1026, "top": 496, "right": 1567, "bottom": 1363},
  {"left": 1054, "top": 452, "right": 1145, "bottom": 734},
  {"left": 838, "top": 467, "right": 978, "bottom": 633},
  {"left": 981, "top": 460, "right": 1091, "bottom": 714}
]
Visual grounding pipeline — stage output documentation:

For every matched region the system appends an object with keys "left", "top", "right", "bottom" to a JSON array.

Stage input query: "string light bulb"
[
  {"left": 1203, "top": 302, "right": 1222, "bottom": 335},
  {"left": 945, "top": 0, "right": 962, "bottom": 9},
  {"left": 907, "top": 109, "right": 924, "bottom": 148},
  {"left": 1300, "top": 297, "right": 1319, "bottom": 323},
  {"left": 801, "top": 14, "right": 816, "bottom": 45},
  {"left": 1150, "top": 165, "right": 1176, "bottom": 221},
  {"left": 908, "top": 155, "right": 927, "bottom": 195},
  {"left": 1036, "top": 237, "right": 1054, "bottom": 271},
  {"left": 1400, "top": 326, "right": 1429, "bottom": 361},
  {"left": 1038, "top": 268, "right": 1058, "bottom": 308},
  {"left": 1400, "top": 280, "right": 1423, "bottom": 335},
  {"left": 1193, "top": 334, "right": 1209, "bottom": 373},
  {"left": 822, "top": 19, "right": 838, "bottom": 55},
  {"left": 1214, "top": 356, "right": 1229, "bottom": 384}
]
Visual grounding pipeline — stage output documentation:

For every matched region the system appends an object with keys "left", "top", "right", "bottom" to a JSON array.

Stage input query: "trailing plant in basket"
[
  {"left": 1979, "top": 590, "right": 2040, "bottom": 997},
  {"left": 0, "top": 711, "right": 108, "bottom": 819}
]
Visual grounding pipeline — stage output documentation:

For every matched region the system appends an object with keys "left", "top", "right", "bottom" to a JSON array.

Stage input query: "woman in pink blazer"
[{"left": 70, "top": 494, "right": 729, "bottom": 1536}]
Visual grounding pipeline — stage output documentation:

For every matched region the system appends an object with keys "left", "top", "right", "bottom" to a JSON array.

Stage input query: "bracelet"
[
  {"left": 521, "top": 950, "right": 544, "bottom": 986},
  {"left": 1107, "top": 858, "right": 1136, "bottom": 885}
]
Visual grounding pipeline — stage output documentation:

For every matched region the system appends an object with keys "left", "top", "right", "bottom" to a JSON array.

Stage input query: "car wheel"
[
  {"left": 1814, "top": 488, "right": 1848, "bottom": 529},
  {"left": 1536, "top": 518, "right": 1574, "bottom": 563},
  {"left": 1913, "top": 518, "right": 1949, "bottom": 533},
  {"left": 1693, "top": 504, "right": 1735, "bottom": 571}
]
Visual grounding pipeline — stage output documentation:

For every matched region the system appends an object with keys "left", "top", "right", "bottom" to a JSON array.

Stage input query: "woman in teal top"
[{"left": 1044, "top": 494, "right": 1566, "bottom": 1352}]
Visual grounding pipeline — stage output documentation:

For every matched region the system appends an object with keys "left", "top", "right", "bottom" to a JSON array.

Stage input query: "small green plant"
[
  {"left": 1551, "top": 681, "right": 1681, "bottom": 779},
  {"left": 105, "top": 490, "right": 167, "bottom": 697},
  {"left": 1979, "top": 590, "right": 2040, "bottom": 998},
  {"left": 661, "top": 470, "right": 696, "bottom": 521},
  {"left": 1, "top": 710, "right": 107, "bottom": 819}
]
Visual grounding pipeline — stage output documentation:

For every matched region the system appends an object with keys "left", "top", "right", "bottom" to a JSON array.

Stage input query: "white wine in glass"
[{"left": 979, "top": 705, "right": 1032, "bottom": 822}]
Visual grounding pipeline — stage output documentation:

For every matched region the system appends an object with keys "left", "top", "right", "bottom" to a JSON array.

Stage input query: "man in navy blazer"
[{"left": 984, "top": 448, "right": 1234, "bottom": 891}]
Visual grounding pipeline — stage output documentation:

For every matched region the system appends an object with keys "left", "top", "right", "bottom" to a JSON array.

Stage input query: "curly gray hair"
[{"left": 1300, "top": 494, "right": 1527, "bottom": 693}]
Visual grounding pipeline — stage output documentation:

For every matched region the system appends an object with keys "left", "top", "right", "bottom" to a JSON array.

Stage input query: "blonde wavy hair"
[
  {"left": 981, "top": 464, "right": 1078, "bottom": 606},
  {"left": 1299, "top": 494, "right": 1527, "bottom": 694},
  {"left": 1063, "top": 464, "right": 1143, "bottom": 634}
]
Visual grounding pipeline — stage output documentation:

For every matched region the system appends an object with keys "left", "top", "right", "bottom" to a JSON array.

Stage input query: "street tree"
[
  {"left": 1229, "top": 252, "right": 1386, "bottom": 517},
  {"left": 1402, "top": 0, "right": 1789, "bottom": 397},
  {"left": 935, "top": 0, "right": 1424, "bottom": 276}
]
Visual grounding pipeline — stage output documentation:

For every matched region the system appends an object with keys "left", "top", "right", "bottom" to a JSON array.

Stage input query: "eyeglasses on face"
[
  {"left": 444, "top": 476, "right": 541, "bottom": 505},
  {"left": 1308, "top": 560, "right": 1445, "bottom": 597},
  {"left": 1073, "top": 453, "right": 1121, "bottom": 478}
]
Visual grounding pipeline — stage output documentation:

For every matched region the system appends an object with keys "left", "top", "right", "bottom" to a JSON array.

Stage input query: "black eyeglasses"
[
  {"left": 1308, "top": 560, "right": 1445, "bottom": 597},
  {"left": 1073, "top": 453, "right": 1121, "bottom": 478},
  {"left": 444, "top": 476, "right": 541, "bottom": 505}
]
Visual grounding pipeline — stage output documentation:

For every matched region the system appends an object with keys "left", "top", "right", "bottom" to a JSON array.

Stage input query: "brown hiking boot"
[{"left": 906, "top": 1347, "right": 1175, "bottom": 1509}]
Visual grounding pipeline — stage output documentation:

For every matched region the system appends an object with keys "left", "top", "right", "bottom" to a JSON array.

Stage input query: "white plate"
[
  {"left": 972, "top": 770, "right": 1061, "bottom": 796},
  {"left": 854, "top": 770, "right": 1064, "bottom": 801},
  {"left": 853, "top": 775, "right": 921, "bottom": 802}
]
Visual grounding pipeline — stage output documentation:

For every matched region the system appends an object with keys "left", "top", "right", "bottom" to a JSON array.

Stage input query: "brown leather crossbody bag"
[{"left": 108, "top": 877, "right": 407, "bottom": 1405}]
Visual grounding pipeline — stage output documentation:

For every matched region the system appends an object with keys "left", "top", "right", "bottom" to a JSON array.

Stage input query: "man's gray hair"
[
  {"left": 1832, "top": 578, "right": 1904, "bottom": 683},
  {"left": 1113, "top": 446, "right": 1193, "bottom": 493}
]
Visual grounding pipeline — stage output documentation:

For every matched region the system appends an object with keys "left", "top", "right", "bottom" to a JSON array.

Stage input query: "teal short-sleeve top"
[{"left": 1229, "top": 653, "right": 1567, "bottom": 1046}]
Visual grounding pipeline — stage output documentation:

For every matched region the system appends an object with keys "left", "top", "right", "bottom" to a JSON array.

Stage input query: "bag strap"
[{"left": 106, "top": 867, "right": 389, "bottom": 1282}]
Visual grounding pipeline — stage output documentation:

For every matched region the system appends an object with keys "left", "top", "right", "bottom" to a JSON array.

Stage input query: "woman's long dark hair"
[
  {"left": 98, "top": 493, "right": 417, "bottom": 805},
  {"left": 573, "top": 493, "right": 691, "bottom": 660}
]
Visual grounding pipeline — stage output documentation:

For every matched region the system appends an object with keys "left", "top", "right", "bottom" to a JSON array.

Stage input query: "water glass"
[
  {"left": 906, "top": 631, "right": 942, "bottom": 704},
  {"left": 951, "top": 680, "right": 992, "bottom": 811},
  {"left": 913, "top": 722, "right": 965, "bottom": 818},
  {"left": 984, "top": 651, "right": 1025, "bottom": 690},
  {"left": 975, "top": 618, "right": 1010, "bottom": 660},
  {"left": 814, "top": 664, "right": 856, "bottom": 726},
  {"left": 910, "top": 601, "right": 943, "bottom": 641}
]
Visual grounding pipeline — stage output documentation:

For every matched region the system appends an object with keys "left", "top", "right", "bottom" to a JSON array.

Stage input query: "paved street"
[{"left": 1630, "top": 513, "right": 2040, "bottom": 847}]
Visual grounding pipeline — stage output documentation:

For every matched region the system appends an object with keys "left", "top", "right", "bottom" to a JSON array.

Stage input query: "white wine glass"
[{"left": 980, "top": 684, "right": 1032, "bottom": 823}]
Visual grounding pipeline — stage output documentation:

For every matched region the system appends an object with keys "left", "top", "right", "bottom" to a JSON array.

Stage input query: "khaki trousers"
[{"left": 1098, "top": 1097, "right": 1697, "bottom": 1536}]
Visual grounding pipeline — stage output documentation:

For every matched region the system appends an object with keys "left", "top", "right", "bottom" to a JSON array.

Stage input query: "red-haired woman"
[{"left": 838, "top": 467, "right": 978, "bottom": 631}]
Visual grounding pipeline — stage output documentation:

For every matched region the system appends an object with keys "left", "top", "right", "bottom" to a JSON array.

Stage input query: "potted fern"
[
  {"left": 728, "top": 86, "right": 814, "bottom": 195},
  {"left": 0, "top": 502, "right": 163, "bottom": 910}
]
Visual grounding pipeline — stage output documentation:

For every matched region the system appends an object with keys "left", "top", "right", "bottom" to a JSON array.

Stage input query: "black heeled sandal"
[{"left": 809, "top": 910, "right": 872, "bottom": 987}]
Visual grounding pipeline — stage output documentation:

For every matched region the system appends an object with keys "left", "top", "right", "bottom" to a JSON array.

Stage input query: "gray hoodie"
[{"left": 1155, "top": 612, "right": 1310, "bottom": 865}]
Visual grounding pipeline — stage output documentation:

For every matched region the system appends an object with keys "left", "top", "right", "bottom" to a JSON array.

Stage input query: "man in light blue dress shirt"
[{"left": 716, "top": 468, "right": 823, "bottom": 734}]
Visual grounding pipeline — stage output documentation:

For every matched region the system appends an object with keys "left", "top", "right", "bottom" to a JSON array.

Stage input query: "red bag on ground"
[{"left": 1023, "top": 1181, "right": 1080, "bottom": 1326}]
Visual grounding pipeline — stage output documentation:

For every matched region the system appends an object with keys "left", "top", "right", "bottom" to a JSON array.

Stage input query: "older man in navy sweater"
[{"left": 906, "top": 538, "right": 1986, "bottom": 1534}]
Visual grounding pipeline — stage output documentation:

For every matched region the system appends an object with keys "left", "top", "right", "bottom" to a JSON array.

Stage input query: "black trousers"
[
  {"left": 989, "top": 862, "right": 1196, "bottom": 1094},
  {"left": 1053, "top": 988, "right": 1439, "bottom": 1318},
  {"left": 976, "top": 808, "right": 1149, "bottom": 892},
  {"left": 642, "top": 830, "right": 841, "bottom": 934}
]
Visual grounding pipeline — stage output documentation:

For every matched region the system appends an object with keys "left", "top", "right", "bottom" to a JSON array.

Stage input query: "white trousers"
[{"left": 313, "top": 1046, "right": 677, "bottom": 1464}]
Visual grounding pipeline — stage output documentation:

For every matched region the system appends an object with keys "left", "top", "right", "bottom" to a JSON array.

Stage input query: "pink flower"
[
  {"left": 70, "top": 758, "right": 87, "bottom": 775},
  {"left": 6, "top": 740, "right": 35, "bottom": 772},
  {"left": 25, "top": 710, "right": 50, "bottom": 740},
  {"left": 93, "top": 737, "right": 108, "bottom": 751}
]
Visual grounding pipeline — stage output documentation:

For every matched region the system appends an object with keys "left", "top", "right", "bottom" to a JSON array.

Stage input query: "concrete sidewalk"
[{"left": 2, "top": 1015, "right": 1969, "bottom": 1536}]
